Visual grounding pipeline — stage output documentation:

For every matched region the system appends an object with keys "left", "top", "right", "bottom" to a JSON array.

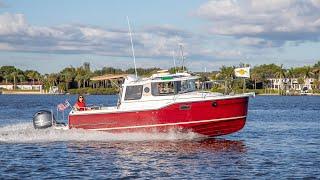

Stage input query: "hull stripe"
[{"left": 85, "top": 115, "right": 247, "bottom": 131}]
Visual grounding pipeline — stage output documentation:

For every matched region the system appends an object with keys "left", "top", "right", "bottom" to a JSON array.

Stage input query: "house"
[
  {"left": 268, "top": 78, "right": 314, "bottom": 92},
  {"left": 0, "top": 82, "right": 43, "bottom": 91}
]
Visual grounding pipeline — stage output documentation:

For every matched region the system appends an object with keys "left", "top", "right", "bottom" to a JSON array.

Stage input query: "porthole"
[{"left": 144, "top": 87, "right": 150, "bottom": 93}]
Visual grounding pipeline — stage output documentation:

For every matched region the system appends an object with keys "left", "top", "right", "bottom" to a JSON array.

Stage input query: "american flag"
[{"left": 57, "top": 100, "right": 70, "bottom": 111}]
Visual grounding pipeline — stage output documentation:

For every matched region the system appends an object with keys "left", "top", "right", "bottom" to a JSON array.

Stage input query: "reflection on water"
[
  {"left": 63, "top": 139, "right": 247, "bottom": 179},
  {"left": 67, "top": 138, "right": 246, "bottom": 154}
]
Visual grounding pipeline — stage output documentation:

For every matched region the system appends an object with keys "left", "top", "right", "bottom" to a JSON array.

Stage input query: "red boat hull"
[{"left": 69, "top": 97, "right": 249, "bottom": 137}]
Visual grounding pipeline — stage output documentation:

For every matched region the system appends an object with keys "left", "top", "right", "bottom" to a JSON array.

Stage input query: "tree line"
[
  {"left": 0, "top": 63, "right": 165, "bottom": 92},
  {"left": 205, "top": 61, "right": 320, "bottom": 94},
  {"left": 0, "top": 61, "right": 319, "bottom": 93}
]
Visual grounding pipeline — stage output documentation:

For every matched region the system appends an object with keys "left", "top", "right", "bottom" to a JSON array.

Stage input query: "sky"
[{"left": 0, "top": 0, "right": 320, "bottom": 73}]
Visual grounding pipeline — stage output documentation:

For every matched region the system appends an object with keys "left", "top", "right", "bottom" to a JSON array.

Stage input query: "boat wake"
[{"left": 0, "top": 122, "right": 203, "bottom": 143}]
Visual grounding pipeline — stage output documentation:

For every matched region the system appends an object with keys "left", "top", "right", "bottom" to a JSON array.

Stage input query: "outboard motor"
[{"left": 33, "top": 110, "right": 56, "bottom": 129}]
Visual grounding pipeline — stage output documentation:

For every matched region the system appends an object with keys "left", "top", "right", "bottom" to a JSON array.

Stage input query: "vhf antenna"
[
  {"left": 127, "top": 16, "right": 138, "bottom": 78},
  {"left": 172, "top": 51, "right": 177, "bottom": 73},
  {"left": 179, "top": 43, "right": 185, "bottom": 72}
]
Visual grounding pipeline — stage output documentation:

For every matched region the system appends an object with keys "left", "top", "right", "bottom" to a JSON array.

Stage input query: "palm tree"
[
  {"left": 60, "top": 67, "right": 76, "bottom": 90},
  {"left": 10, "top": 71, "right": 18, "bottom": 90},
  {"left": 75, "top": 74, "right": 83, "bottom": 88},
  {"left": 286, "top": 68, "right": 295, "bottom": 78},
  {"left": 218, "top": 66, "right": 235, "bottom": 94},
  {"left": 64, "top": 73, "right": 73, "bottom": 90},
  {"left": 3, "top": 74, "right": 10, "bottom": 85},
  {"left": 26, "top": 71, "right": 40, "bottom": 85},
  {"left": 48, "top": 73, "right": 58, "bottom": 87},
  {"left": 275, "top": 64, "right": 286, "bottom": 79},
  {"left": 302, "top": 66, "right": 313, "bottom": 79},
  {"left": 17, "top": 74, "right": 26, "bottom": 87},
  {"left": 1, "top": 66, "right": 17, "bottom": 85},
  {"left": 251, "top": 69, "right": 261, "bottom": 90},
  {"left": 274, "top": 64, "right": 287, "bottom": 94},
  {"left": 219, "top": 66, "right": 235, "bottom": 80},
  {"left": 75, "top": 67, "right": 84, "bottom": 88},
  {"left": 312, "top": 67, "right": 320, "bottom": 81},
  {"left": 312, "top": 61, "right": 320, "bottom": 81},
  {"left": 83, "top": 73, "right": 91, "bottom": 88},
  {"left": 286, "top": 68, "right": 296, "bottom": 91},
  {"left": 313, "top": 79, "right": 320, "bottom": 91},
  {"left": 311, "top": 62, "right": 320, "bottom": 91}
]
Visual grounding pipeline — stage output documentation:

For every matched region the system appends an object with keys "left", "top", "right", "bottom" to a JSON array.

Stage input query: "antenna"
[
  {"left": 126, "top": 16, "right": 138, "bottom": 78},
  {"left": 172, "top": 51, "right": 177, "bottom": 73},
  {"left": 179, "top": 43, "right": 185, "bottom": 72}
]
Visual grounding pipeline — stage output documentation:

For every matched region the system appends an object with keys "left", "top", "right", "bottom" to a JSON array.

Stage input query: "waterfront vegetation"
[{"left": 0, "top": 61, "right": 319, "bottom": 95}]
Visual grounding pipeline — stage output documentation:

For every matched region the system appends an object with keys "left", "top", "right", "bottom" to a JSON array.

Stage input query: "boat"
[
  {"left": 33, "top": 70, "right": 253, "bottom": 137},
  {"left": 33, "top": 19, "right": 253, "bottom": 137}
]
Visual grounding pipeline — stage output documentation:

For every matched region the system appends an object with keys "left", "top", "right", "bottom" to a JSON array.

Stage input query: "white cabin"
[{"left": 118, "top": 71, "right": 222, "bottom": 110}]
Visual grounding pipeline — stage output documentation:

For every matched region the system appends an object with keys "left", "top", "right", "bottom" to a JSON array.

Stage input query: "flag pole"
[{"left": 243, "top": 78, "right": 246, "bottom": 93}]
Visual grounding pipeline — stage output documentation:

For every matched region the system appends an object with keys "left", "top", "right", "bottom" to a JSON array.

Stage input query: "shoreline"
[
  {"left": 258, "top": 93, "right": 320, "bottom": 96},
  {"left": 1, "top": 90, "right": 319, "bottom": 96},
  {"left": 1, "top": 90, "right": 46, "bottom": 95}
]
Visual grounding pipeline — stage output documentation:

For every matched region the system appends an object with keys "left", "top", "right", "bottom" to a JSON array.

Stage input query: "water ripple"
[{"left": 0, "top": 95, "right": 319, "bottom": 179}]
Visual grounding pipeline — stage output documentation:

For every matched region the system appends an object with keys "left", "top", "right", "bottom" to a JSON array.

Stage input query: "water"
[{"left": 0, "top": 95, "right": 319, "bottom": 179}]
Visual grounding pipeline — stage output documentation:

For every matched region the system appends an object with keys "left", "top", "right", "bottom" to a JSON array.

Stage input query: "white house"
[
  {"left": 0, "top": 84, "right": 14, "bottom": 90},
  {"left": 268, "top": 78, "right": 314, "bottom": 92},
  {"left": 0, "top": 82, "right": 43, "bottom": 91}
]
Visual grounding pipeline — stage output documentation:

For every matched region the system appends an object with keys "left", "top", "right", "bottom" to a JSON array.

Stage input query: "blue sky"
[{"left": 0, "top": 0, "right": 320, "bottom": 73}]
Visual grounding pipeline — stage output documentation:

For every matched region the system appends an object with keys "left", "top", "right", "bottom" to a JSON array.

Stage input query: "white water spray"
[{"left": 0, "top": 123, "right": 203, "bottom": 143}]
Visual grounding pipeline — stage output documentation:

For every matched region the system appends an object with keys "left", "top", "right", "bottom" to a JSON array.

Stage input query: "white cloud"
[
  {"left": 237, "top": 37, "right": 273, "bottom": 47},
  {"left": 0, "top": 13, "right": 26, "bottom": 35},
  {"left": 195, "top": 0, "right": 320, "bottom": 44},
  {"left": 0, "top": 12, "right": 242, "bottom": 62},
  {"left": 0, "top": 13, "right": 184, "bottom": 58},
  {"left": 196, "top": 48, "right": 242, "bottom": 59}
]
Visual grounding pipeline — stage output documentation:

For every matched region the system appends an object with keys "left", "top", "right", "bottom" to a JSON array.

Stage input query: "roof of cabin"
[
  {"left": 90, "top": 74, "right": 127, "bottom": 81},
  {"left": 123, "top": 72, "right": 199, "bottom": 85}
]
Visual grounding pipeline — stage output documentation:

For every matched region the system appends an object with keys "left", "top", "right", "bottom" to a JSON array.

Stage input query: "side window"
[
  {"left": 177, "top": 80, "right": 196, "bottom": 93},
  {"left": 151, "top": 82, "right": 175, "bottom": 96},
  {"left": 124, "top": 85, "right": 143, "bottom": 100}
]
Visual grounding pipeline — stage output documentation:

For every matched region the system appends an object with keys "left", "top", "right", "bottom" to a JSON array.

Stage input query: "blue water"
[{"left": 0, "top": 95, "right": 319, "bottom": 179}]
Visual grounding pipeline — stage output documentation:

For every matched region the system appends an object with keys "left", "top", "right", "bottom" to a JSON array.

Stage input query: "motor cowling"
[{"left": 33, "top": 110, "right": 56, "bottom": 129}]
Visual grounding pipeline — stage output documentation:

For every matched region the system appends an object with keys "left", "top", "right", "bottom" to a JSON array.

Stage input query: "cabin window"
[
  {"left": 151, "top": 80, "right": 197, "bottom": 96},
  {"left": 124, "top": 85, "right": 143, "bottom": 100},
  {"left": 151, "top": 82, "right": 175, "bottom": 96},
  {"left": 177, "top": 80, "right": 196, "bottom": 93}
]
